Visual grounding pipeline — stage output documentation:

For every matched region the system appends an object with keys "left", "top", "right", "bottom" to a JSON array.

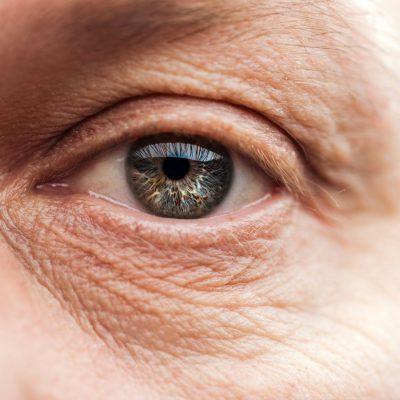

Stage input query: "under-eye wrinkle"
[{"left": 125, "top": 134, "right": 233, "bottom": 219}]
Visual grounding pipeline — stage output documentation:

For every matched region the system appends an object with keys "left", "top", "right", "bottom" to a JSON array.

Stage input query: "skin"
[{"left": 0, "top": 0, "right": 399, "bottom": 399}]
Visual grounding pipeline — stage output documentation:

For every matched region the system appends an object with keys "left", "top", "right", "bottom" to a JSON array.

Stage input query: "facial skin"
[{"left": 0, "top": 0, "right": 400, "bottom": 399}]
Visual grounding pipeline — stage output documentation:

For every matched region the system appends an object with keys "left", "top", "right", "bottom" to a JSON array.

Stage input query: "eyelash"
[{"left": 31, "top": 95, "right": 312, "bottom": 207}]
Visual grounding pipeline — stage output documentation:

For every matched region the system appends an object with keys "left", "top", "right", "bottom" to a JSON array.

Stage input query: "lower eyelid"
[{"left": 23, "top": 188, "right": 295, "bottom": 243}]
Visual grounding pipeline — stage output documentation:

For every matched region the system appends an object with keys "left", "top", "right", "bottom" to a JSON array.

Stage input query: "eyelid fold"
[{"left": 32, "top": 95, "right": 315, "bottom": 208}]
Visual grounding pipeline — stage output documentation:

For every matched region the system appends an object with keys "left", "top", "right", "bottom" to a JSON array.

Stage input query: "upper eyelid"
[
  {"left": 0, "top": 1, "right": 372, "bottom": 191},
  {"left": 31, "top": 95, "right": 313, "bottom": 200}
]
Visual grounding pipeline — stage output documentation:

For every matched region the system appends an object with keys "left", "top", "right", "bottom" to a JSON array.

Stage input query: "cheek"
[
  {"left": 0, "top": 242, "right": 154, "bottom": 400},
  {"left": 3, "top": 188, "right": 400, "bottom": 398}
]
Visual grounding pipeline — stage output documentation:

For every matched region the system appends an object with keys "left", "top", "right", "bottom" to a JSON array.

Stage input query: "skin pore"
[{"left": 0, "top": 0, "right": 400, "bottom": 399}]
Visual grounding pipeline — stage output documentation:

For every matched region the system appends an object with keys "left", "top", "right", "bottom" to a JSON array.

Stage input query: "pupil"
[{"left": 162, "top": 157, "right": 190, "bottom": 181}]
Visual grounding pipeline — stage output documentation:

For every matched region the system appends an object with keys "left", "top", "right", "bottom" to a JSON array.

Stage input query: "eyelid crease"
[{"left": 31, "top": 95, "right": 321, "bottom": 212}]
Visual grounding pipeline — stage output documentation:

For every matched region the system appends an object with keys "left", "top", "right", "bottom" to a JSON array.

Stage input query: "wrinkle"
[{"left": 0, "top": 183, "right": 301, "bottom": 363}]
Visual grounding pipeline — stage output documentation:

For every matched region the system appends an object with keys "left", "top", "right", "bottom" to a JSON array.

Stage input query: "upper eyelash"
[{"left": 132, "top": 142, "right": 222, "bottom": 162}]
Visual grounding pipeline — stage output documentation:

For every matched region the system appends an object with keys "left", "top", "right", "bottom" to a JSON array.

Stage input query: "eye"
[
  {"left": 34, "top": 96, "right": 311, "bottom": 223},
  {"left": 55, "top": 132, "right": 274, "bottom": 220}
]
